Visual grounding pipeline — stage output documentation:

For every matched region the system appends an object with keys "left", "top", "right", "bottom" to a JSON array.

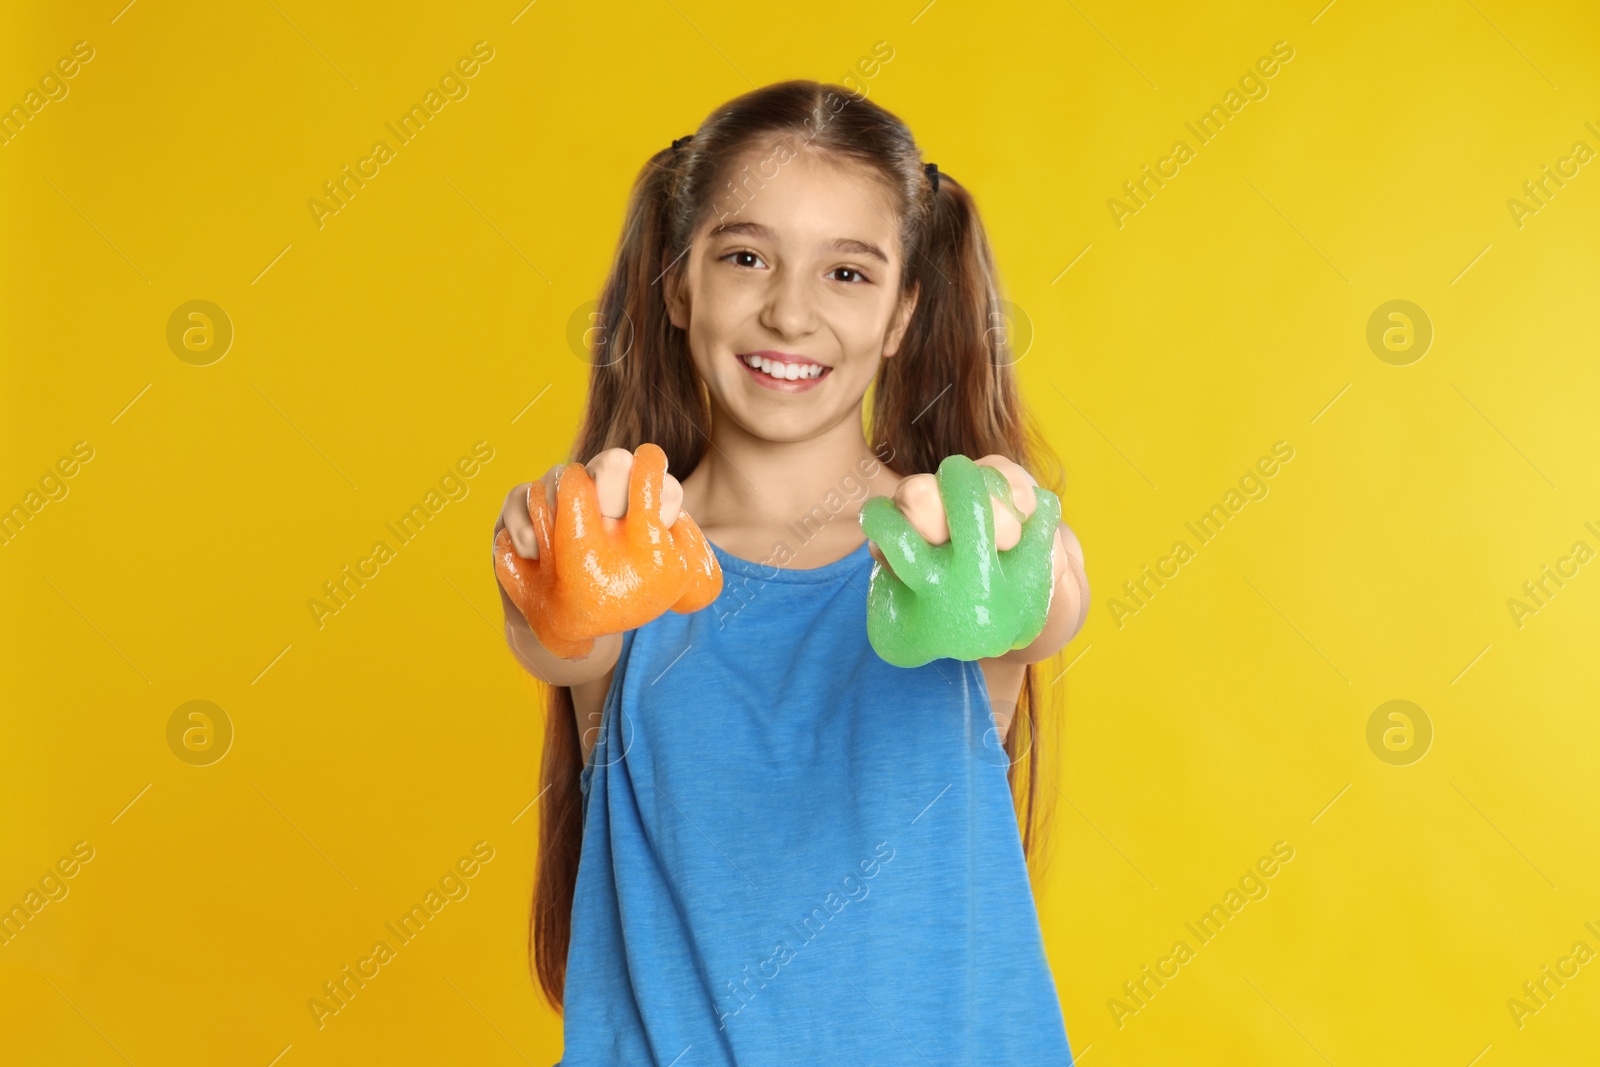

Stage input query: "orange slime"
[{"left": 493, "top": 442, "right": 723, "bottom": 659}]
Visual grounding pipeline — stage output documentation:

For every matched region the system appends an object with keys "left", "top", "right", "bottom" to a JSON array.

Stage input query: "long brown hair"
[{"left": 529, "top": 79, "right": 1066, "bottom": 1014}]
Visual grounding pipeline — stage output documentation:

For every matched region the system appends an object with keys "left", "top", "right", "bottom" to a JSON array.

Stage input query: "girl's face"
[{"left": 664, "top": 142, "right": 919, "bottom": 445}]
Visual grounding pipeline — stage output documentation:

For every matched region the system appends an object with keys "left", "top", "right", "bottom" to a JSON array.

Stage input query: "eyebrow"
[{"left": 706, "top": 220, "right": 889, "bottom": 264}]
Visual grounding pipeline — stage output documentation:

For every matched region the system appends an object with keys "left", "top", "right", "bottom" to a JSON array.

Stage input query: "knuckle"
[
  {"left": 895, "top": 474, "right": 939, "bottom": 509},
  {"left": 587, "top": 447, "right": 632, "bottom": 476}
]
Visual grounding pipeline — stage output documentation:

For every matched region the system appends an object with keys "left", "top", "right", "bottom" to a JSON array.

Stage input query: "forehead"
[{"left": 696, "top": 142, "right": 903, "bottom": 262}]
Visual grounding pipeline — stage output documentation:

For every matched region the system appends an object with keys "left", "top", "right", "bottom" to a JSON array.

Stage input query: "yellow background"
[{"left": 3, "top": 0, "right": 1598, "bottom": 1063}]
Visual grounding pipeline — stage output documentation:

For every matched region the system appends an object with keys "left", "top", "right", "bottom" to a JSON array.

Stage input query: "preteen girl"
[{"left": 493, "top": 79, "right": 1089, "bottom": 1065}]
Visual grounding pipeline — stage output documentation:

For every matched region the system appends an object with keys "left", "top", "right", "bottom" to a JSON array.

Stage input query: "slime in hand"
[
  {"left": 494, "top": 442, "right": 722, "bottom": 659},
  {"left": 859, "top": 454, "right": 1061, "bottom": 668}
]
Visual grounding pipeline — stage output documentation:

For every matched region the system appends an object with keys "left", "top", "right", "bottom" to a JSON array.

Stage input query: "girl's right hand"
[
  {"left": 492, "top": 444, "right": 719, "bottom": 666},
  {"left": 496, "top": 447, "right": 684, "bottom": 563}
]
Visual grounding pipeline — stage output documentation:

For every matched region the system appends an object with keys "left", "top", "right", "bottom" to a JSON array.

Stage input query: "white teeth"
[{"left": 743, "top": 355, "right": 825, "bottom": 380}]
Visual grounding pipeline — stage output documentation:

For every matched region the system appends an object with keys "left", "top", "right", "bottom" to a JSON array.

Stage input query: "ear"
[
  {"left": 883, "top": 281, "right": 919, "bottom": 359},
  {"left": 662, "top": 251, "right": 688, "bottom": 330}
]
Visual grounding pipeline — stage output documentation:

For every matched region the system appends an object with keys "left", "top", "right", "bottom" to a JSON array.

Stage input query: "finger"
[
  {"left": 528, "top": 474, "right": 557, "bottom": 562},
  {"left": 626, "top": 443, "right": 670, "bottom": 533},
  {"left": 936, "top": 455, "right": 999, "bottom": 563},
  {"left": 585, "top": 447, "right": 634, "bottom": 519},
  {"left": 974, "top": 454, "right": 1039, "bottom": 519},
  {"left": 493, "top": 526, "right": 539, "bottom": 619},
  {"left": 500, "top": 482, "right": 540, "bottom": 559},
  {"left": 661, "top": 473, "right": 684, "bottom": 528},
  {"left": 1017, "top": 483, "right": 1063, "bottom": 561},
  {"left": 890, "top": 473, "right": 949, "bottom": 545},
  {"left": 553, "top": 461, "right": 605, "bottom": 551},
  {"left": 500, "top": 473, "right": 559, "bottom": 560},
  {"left": 974, "top": 455, "right": 1033, "bottom": 550},
  {"left": 990, "top": 498, "right": 1023, "bottom": 552},
  {"left": 859, "top": 495, "right": 939, "bottom": 596},
  {"left": 867, "top": 540, "right": 889, "bottom": 570}
]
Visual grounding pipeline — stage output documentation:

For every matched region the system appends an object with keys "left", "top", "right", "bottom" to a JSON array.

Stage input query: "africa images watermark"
[
  {"left": 714, "top": 840, "right": 897, "bottom": 1030},
  {"left": 307, "top": 441, "right": 495, "bottom": 630},
  {"left": 1505, "top": 918, "right": 1600, "bottom": 1031},
  {"left": 1107, "top": 840, "right": 1296, "bottom": 1029},
  {"left": 306, "top": 41, "right": 496, "bottom": 230},
  {"left": 703, "top": 40, "right": 894, "bottom": 231},
  {"left": 1, "top": 40, "right": 95, "bottom": 148},
  {"left": 714, "top": 442, "right": 897, "bottom": 631},
  {"left": 1504, "top": 519, "right": 1600, "bottom": 630},
  {"left": 1, "top": 440, "right": 95, "bottom": 548},
  {"left": 1, "top": 841, "right": 96, "bottom": 947},
  {"left": 1505, "top": 120, "right": 1600, "bottom": 231},
  {"left": 1107, "top": 441, "right": 1295, "bottom": 629},
  {"left": 1108, "top": 40, "right": 1296, "bottom": 229},
  {"left": 306, "top": 840, "right": 495, "bottom": 1030}
]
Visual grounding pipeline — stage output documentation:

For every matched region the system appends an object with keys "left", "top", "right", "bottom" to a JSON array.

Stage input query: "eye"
[
  {"left": 721, "top": 250, "right": 765, "bottom": 269},
  {"left": 829, "top": 266, "right": 872, "bottom": 285}
]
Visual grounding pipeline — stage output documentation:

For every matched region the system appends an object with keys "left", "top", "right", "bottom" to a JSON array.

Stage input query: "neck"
[{"left": 680, "top": 403, "right": 901, "bottom": 546}]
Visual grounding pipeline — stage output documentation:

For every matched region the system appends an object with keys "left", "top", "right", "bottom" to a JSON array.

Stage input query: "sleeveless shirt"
[{"left": 558, "top": 537, "right": 1075, "bottom": 1066}]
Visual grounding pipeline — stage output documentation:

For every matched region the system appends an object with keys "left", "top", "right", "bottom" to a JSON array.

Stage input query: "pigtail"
[
  {"left": 529, "top": 140, "right": 713, "bottom": 1015},
  {"left": 571, "top": 143, "right": 711, "bottom": 471},
  {"left": 871, "top": 168, "right": 1063, "bottom": 874}
]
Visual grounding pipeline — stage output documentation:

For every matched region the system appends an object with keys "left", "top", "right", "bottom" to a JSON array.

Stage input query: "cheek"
[
  {"left": 687, "top": 305, "right": 737, "bottom": 371},
  {"left": 687, "top": 275, "right": 748, "bottom": 353}
]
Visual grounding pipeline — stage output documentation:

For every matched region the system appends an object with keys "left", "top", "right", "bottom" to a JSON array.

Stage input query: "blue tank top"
[{"left": 559, "top": 537, "right": 1075, "bottom": 1065}]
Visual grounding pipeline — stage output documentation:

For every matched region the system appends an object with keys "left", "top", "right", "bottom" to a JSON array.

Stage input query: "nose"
[{"left": 757, "top": 264, "right": 818, "bottom": 340}]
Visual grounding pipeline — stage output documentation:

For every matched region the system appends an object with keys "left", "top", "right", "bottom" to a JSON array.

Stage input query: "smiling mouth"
[{"left": 738, "top": 352, "right": 831, "bottom": 382}]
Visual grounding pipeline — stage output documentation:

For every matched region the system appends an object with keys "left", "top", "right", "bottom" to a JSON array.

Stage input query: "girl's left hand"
[
  {"left": 859, "top": 452, "right": 1071, "bottom": 667},
  {"left": 868, "top": 454, "right": 1067, "bottom": 589}
]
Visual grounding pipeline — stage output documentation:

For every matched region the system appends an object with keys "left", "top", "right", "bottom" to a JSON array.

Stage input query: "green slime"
[{"left": 859, "top": 454, "right": 1062, "bottom": 668}]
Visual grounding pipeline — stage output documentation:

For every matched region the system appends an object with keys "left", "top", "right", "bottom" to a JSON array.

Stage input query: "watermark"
[
  {"left": 307, "top": 41, "right": 495, "bottom": 230},
  {"left": 581, "top": 703, "right": 635, "bottom": 774},
  {"left": 714, "top": 840, "right": 896, "bottom": 1029},
  {"left": 166, "top": 300, "right": 234, "bottom": 366},
  {"left": 1107, "top": 441, "right": 1294, "bottom": 628},
  {"left": 1366, "top": 299, "right": 1432, "bottom": 366},
  {"left": 708, "top": 40, "right": 894, "bottom": 228},
  {"left": 1, "top": 841, "right": 96, "bottom": 947},
  {"left": 1506, "top": 523, "right": 1597, "bottom": 630},
  {"left": 1365, "top": 700, "right": 1432, "bottom": 766},
  {"left": 986, "top": 299, "right": 1034, "bottom": 367},
  {"left": 1107, "top": 840, "right": 1295, "bottom": 1028},
  {"left": 1108, "top": 41, "right": 1295, "bottom": 229},
  {"left": 1, "top": 40, "right": 95, "bottom": 148},
  {"left": 308, "top": 441, "right": 495, "bottom": 629},
  {"left": 1506, "top": 122, "right": 1598, "bottom": 231},
  {"left": 839, "top": 40, "right": 895, "bottom": 101},
  {"left": 978, "top": 690, "right": 1030, "bottom": 768},
  {"left": 1505, "top": 920, "right": 1600, "bottom": 1030},
  {"left": 307, "top": 840, "right": 495, "bottom": 1030},
  {"left": 715, "top": 442, "right": 896, "bottom": 631},
  {"left": 167, "top": 700, "right": 234, "bottom": 766},
  {"left": 566, "top": 300, "right": 634, "bottom": 366},
  {"left": 1, "top": 440, "right": 95, "bottom": 548}
]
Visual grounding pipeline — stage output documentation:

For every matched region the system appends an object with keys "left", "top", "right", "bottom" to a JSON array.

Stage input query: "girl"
[{"left": 493, "top": 79, "right": 1089, "bottom": 1065}]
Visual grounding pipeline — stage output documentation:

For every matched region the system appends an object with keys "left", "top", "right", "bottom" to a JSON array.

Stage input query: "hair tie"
[{"left": 924, "top": 161, "right": 940, "bottom": 193}]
